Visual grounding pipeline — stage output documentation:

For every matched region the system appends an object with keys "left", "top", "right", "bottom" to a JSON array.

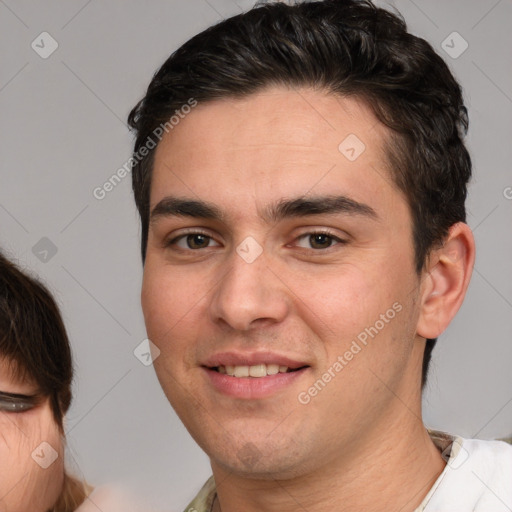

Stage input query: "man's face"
[
  {"left": 142, "top": 87, "right": 426, "bottom": 478},
  {"left": 0, "top": 359, "right": 64, "bottom": 512}
]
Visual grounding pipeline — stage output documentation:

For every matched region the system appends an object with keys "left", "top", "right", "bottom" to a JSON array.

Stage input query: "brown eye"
[
  {"left": 169, "top": 232, "right": 221, "bottom": 250},
  {"left": 309, "top": 233, "right": 334, "bottom": 249},
  {"left": 295, "top": 231, "right": 345, "bottom": 250},
  {"left": 186, "top": 234, "right": 211, "bottom": 249}
]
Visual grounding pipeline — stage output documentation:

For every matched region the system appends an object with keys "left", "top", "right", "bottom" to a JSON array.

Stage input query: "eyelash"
[{"left": 166, "top": 229, "right": 347, "bottom": 251}]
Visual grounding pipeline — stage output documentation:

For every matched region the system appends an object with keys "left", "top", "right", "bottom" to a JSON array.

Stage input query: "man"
[{"left": 127, "top": 1, "right": 512, "bottom": 511}]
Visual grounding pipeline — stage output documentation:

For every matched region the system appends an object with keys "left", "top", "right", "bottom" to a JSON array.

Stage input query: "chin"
[{"left": 207, "top": 432, "right": 311, "bottom": 480}]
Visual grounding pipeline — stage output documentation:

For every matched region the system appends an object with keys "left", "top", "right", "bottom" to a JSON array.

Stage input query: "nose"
[{"left": 209, "top": 244, "right": 290, "bottom": 331}]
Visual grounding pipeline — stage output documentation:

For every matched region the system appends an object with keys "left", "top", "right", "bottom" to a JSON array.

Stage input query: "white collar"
[{"left": 415, "top": 431, "right": 512, "bottom": 512}]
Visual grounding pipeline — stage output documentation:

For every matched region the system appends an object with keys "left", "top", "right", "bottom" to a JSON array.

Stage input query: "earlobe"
[{"left": 416, "top": 222, "right": 475, "bottom": 339}]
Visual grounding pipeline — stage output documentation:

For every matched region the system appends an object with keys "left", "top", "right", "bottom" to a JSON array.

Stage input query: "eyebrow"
[
  {"left": 150, "top": 197, "right": 224, "bottom": 224},
  {"left": 150, "top": 195, "right": 378, "bottom": 224},
  {"left": 265, "top": 195, "right": 378, "bottom": 222}
]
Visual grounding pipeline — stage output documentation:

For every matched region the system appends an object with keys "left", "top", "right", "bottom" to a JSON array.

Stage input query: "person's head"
[
  {"left": 129, "top": 0, "right": 474, "bottom": 478},
  {"left": 0, "top": 252, "right": 89, "bottom": 511}
]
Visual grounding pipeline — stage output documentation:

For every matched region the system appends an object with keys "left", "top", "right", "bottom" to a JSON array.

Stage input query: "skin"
[
  {"left": 142, "top": 86, "right": 475, "bottom": 512},
  {"left": 0, "top": 359, "right": 64, "bottom": 512}
]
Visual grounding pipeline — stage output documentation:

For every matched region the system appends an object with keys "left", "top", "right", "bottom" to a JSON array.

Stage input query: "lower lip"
[{"left": 203, "top": 367, "right": 309, "bottom": 399}]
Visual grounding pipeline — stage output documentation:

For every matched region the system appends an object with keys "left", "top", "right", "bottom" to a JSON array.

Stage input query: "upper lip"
[{"left": 202, "top": 351, "right": 309, "bottom": 369}]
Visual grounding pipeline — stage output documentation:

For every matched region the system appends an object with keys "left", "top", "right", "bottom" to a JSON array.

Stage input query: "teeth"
[
  {"left": 249, "top": 364, "right": 266, "bottom": 377},
  {"left": 266, "top": 364, "right": 279, "bottom": 375},
  {"left": 234, "top": 366, "right": 249, "bottom": 378},
  {"left": 218, "top": 363, "right": 290, "bottom": 378}
]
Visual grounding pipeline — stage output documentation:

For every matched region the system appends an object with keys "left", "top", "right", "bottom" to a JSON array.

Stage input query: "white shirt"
[{"left": 415, "top": 432, "right": 512, "bottom": 511}]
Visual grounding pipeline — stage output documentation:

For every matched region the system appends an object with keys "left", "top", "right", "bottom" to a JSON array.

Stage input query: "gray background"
[{"left": 1, "top": 0, "right": 511, "bottom": 510}]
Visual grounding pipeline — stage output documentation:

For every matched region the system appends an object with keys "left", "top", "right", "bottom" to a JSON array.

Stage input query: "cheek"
[
  {"left": 290, "top": 260, "right": 417, "bottom": 369},
  {"left": 142, "top": 264, "right": 204, "bottom": 397},
  {"left": 142, "top": 261, "right": 205, "bottom": 346},
  {"left": 0, "top": 409, "right": 64, "bottom": 512},
  {"left": 288, "top": 264, "right": 386, "bottom": 335}
]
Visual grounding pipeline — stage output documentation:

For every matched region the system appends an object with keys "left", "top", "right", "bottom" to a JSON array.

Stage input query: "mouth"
[
  {"left": 211, "top": 363, "right": 308, "bottom": 378},
  {"left": 202, "top": 354, "right": 311, "bottom": 399}
]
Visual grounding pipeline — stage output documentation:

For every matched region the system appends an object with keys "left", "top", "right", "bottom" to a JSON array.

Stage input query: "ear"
[{"left": 416, "top": 222, "right": 475, "bottom": 339}]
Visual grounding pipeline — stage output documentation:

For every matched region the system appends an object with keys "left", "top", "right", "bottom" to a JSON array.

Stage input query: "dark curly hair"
[{"left": 128, "top": 0, "right": 471, "bottom": 387}]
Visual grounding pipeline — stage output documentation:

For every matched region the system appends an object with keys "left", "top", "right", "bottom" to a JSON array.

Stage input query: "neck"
[{"left": 211, "top": 407, "right": 445, "bottom": 512}]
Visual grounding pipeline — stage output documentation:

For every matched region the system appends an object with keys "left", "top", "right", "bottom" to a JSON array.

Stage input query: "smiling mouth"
[{"left": 211, "top": 363, "right": 308, "bottom": 378}]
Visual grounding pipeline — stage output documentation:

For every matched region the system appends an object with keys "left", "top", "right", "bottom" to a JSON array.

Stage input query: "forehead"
[{"left": 151, "top": 86, "right": 401, "bottom": 218}]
